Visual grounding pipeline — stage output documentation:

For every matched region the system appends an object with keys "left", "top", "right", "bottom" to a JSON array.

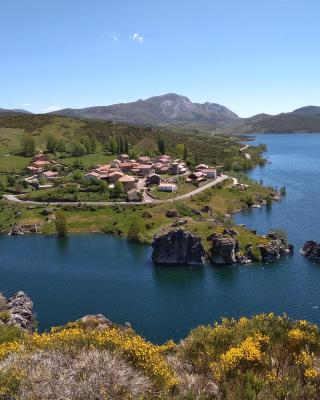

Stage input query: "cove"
[{"left": 1, "top": 133, "right": 320, "bottom": 343}]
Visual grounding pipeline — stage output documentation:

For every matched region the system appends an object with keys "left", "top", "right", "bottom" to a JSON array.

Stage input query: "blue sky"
[{"left": 1, "top": 0, "right": 320, "bottom": 117}]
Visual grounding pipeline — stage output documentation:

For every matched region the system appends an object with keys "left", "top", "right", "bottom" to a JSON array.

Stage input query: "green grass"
[{"left": 59, "top": 153, "right": 115, "bottom": 169}]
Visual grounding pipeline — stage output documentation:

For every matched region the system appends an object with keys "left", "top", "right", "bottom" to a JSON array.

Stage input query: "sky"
[{"left": 1, "top": 0, "right": 320, "bottom": 117}]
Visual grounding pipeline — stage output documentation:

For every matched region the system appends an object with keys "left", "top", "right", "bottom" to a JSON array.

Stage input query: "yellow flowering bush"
[
  {"left": 0, "top": 325, "right": 177, "bottom": 389},
  {"left": 217, "top": 333, "right": 269, "bottom": 373}
]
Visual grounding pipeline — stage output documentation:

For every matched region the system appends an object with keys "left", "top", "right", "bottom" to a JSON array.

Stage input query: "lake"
[{"left": 1, "top": 133, "right": 320, "bottom": 343}]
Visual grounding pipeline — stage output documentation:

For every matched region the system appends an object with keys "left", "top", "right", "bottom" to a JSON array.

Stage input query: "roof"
[
  {"left": 85, "top": 172, "right": 100, "bottom": 178},
  {"left": 137, "top": 164, "right": 153, "bottom": 170},
  {"left": 32, "top": 160, "right": 50, "bottom": 167},
  {"left": 119, "top": 175, "right": 135, "bottom": 182},
  {"left": 109, "top": 171, "right": 124, "bottom": 177},
  {"left": 203, "top": 168, "right": 216, "bottom": 173},
  {"left": 97, "top": 164, "right": 111, "bottom": 171},
  {"left": 189, "top": 171, "right": 204, "bottom": 178},
  {"left": 119, "top": 162, "right": 133, "bottom": 168},
  {"left": 43, "top": 171, "right": 58, "bottom": 177},
  {"left": 196, "top": 164, "right": 208, "bottom": 169},
  {"left": 159, "top": 183, "right": 176, "bottom": 188}
]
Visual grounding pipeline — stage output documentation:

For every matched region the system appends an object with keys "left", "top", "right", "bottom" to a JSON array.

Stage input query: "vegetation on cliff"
[{"left": 0, "top": 314, "right": 320, "bottom": 399}]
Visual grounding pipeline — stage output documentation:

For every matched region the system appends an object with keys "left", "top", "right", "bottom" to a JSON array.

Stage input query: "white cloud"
[
  {"left": 131, "top": 32, "right": 144, "bottom": 43},
  {"left": 43, "top": 106, "right": 61, "bottom": 113},
  {"left": 23, "top": 103, "right": 30, "bottom": 107},
  {"left": 111, "top": 32, "right": 118, "bottom": 41}
]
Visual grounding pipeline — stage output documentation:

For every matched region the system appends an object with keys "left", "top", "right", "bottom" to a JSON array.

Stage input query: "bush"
[{"left": 55, "top": 212, "right": 68, "bottom": 237}]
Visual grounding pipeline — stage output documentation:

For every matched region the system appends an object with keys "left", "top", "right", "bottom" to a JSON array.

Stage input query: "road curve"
[{"left": 3, "top": 175, "right": 228, "bottom": 207}]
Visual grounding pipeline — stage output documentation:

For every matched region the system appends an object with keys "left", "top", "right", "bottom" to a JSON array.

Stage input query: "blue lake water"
[{"left": 1, "top": 133, "right": 320, "bottom": 343}]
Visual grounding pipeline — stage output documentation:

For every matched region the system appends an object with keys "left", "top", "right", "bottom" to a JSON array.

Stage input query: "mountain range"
[{"left": 2, "top": 94, "right": 320, "bottom": 133}]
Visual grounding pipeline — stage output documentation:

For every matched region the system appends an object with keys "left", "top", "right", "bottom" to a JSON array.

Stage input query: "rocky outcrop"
[
  {"left": 258, "top": 234, "right": 293, "bottom": 262},
  {"left": 9, "top": 224, "right": 39, "bottom": 235},
  {"left": 301, "top": 241, "right": 320, "bottom": 261},
  {"left": 152, "top": 229, "right": 205, "bottom": 265},
  {"left": 2, "top": 291, "right": 35, "bottom": 331},
  {"left": 165, "top": 209, "right": 179, "bottom": 218},
  {"left": 210, "top": 236, "right": 238, "bottom": 264}
]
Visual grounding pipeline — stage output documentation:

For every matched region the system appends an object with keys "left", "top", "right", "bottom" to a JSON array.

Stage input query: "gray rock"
[
  {"left": 6, "top": 291, "right": 35, "bottom": 331},
  {"left": 152, "top": 229, "right": 205, "bottom": 265},
  {"left": 258, "top": 239, "right": 293, "bottom": 262},
  {"left": 301, "top": 241, "right": 320, "bottom": 261},
  {"left": 165, "top": 209, "right": 179, "bottom": 218},
  {"left": 211, "top": 236, "right": 237, "bottom": 264}
]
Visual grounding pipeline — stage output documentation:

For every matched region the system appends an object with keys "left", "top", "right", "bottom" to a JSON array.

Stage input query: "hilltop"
[
  {"left": 4, "top": 95, "right": 320, "bottom": 133},
  {"left": 50, "top": 93, "right": 239, "bottom": 129}
]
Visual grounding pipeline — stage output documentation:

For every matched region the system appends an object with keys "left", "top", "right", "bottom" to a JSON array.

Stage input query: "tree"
[
  {"left": 72, "top": 141, "right": 86, "bottom": 157},
  {"left": 46, "top": 134, "right": 58, "bottom": 154},
  {"left": 113, "top": 181, "right": 124, "bottom": 198},
  {"left": 157, "top": 136, "right": 166, "bottom": 154},
  {"left": 55, "top": 212, "right": 68, "bottom": 237},
  {"left": 183, "top": 144, "right": 188, "bottom": 160},
  {"left": 127, "top": 219, "right": 142, "bottom": 242},
  {"left": 57, "top": 139, "right": 66, "bottom": 153},
  {"left": 175, "top": 144, "right": 184, "bottom": 159},
  {"left": 20, "top": 135, "right": 35, "bottom": 157},
  {"left": 99, "top": 180, "right": 108, "bottom": 193},
  {"left": 109, "top": 136, "right": 118, "bottom": 155},
  {"left": 124, "top": 136, "right": 129, "bottom": 153}
]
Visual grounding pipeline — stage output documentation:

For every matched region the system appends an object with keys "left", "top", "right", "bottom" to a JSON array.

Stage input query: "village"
[{"left": 22, "top": 152, "right": 221, "bottom": 203}]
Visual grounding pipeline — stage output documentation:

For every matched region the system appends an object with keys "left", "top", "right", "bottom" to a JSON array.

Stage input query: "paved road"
[{"left": 3, "top": 175, "right": 228, "bottom": 207}]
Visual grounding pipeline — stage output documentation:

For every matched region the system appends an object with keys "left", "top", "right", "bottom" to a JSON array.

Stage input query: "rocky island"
[
  {"left": 301, "top": 241, "right": 320, "bottom": 261},
  {"left": 151, "top": 229, "right": 293, "bottom": 265}
]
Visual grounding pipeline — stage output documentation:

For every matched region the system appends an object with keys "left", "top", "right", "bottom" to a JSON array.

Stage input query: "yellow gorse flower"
[
  {"left": 218, "top": 333, "right": 269, "bottom": 373},
  {"left": 0, "top": 325, "right": 177, "bottom": 388}
]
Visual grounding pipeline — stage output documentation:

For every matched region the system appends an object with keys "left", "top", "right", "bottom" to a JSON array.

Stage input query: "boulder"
[
  {"left": 152, "top": 229, "right": 205, "bottom": 265},
  {"left": 258, "top": 239, "right": 293, "bottom": 262},
  {"left": 9, "top": 224, "right": 39, "bottom": 236},
  {"left": 165, "top": 209, "right": 179, "bottom": 218},
  {"left": 301, "top": 241, "right": 320, "bottom": 261},
  {"left": 172, "top": 219, "right": 188, "bottom": 227},
  {"left": 6, "top": 291, "right": 35, "bottom": 331},
  {"left": 201, "top": 205, "right": 211, "bottom": 213},
  {"left": 211, "top": 236, "right": 238, "bottom": 264}
]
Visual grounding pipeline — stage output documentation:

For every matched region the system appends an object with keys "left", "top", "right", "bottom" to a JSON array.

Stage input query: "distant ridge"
[
  {"left": 50, "top": 94, "right": 320, "bottom": 133},
  {"left": 3, "top": 95, "right": 320, "bottom": 133},
  {"left": 0, "top": 108, "right": 32, "bottom": 116},
  {"left": 50, "top": 93, "right": 239, "bottom": 128}
]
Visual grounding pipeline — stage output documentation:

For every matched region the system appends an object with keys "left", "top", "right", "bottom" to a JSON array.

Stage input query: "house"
[
  {"left": 27, "top": 165, "right": 43, "bottom": 175},
  {"left": 30, "top": 160, "right": 51, "bottom": 172},
  {"left": 127, "top": 188, "right": 142, "bottom": 202},
  {"left": 195, "top": 164, "right": 208, "bottom": 171},
  {"left": 157, "top": 155, "right": 171, "bottom": 165},
  {"left": 137, "top": 156, "right": 151, "bottom": 164},
  {"left": 42, "top": 171, "right": 58, "bottom": 180},
  {"left": 171, "top": 162, "right": 179, "bottom": 175},
  {"left": 119, "top": 154, "right": 130, "bottom": 162},
  {"left": 136, "top": 164, "right": 154, "bottom": 176},
  {"left": 187, "top": 171, "right": 205, "bottom": 182},
  {"left": 203, "top": 168, "right": 217, "bottom": 179},
  {"left": 118, "top": 162, "right": 133, "bottom": 172},
  {"left": 84, "top": 171, "right": 101, "bottom": 180},
  {"left": 159, "top": 183, "right": 177, "bottom": 192},
  {"left": 33, "top": 153, "right": 49, "bottom": 162},
  {"left": 146, "top": 173, "right": 161, "bottom": 186},
  {"left": 96, "top": 164, "right": 111, "bottom": 172},
  {"left": 118, "top": 175, "right": 136, "bottom": 191},
  {"left": 108, "top": 171, "right": 124, "bottom": 183},
  {"left": 154, "top": 163, "right": 170, "bottom": 174}
]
